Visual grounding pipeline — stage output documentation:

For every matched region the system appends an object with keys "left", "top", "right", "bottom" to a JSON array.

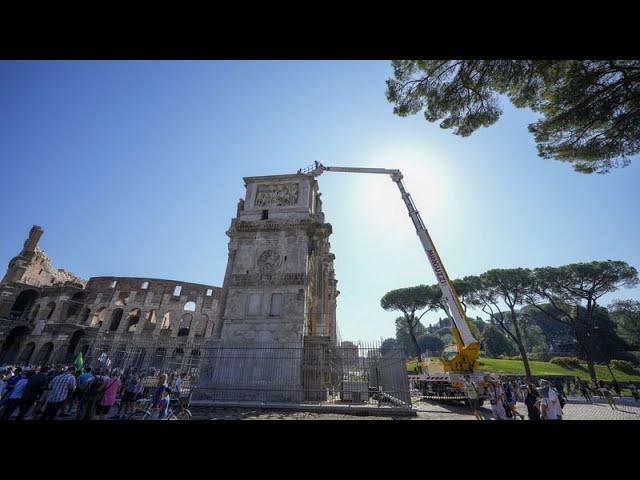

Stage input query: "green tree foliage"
[
  {"left": 475, "top": 268, "right": 535, "bottom": 380},
  {"left": 394, "top": 316, "right": 427, "bottom": 359},
  {"left": 520, "top": 304, "right": 575, "bottom": 345},
  {"left": 417, "top": 333, "right": 444, "bottom": 355},
  {"left": 526, "top": 261, "right": 639, "bottom": 384},
  {"left": 584, "top": 305, "right": 628, "bottom": 361},
  {"left": 481, "top": 325, "right": 516, "bottom": 358},
  {"left": 380, "top": 338, "right": 398, "bottom": 356},
  {"left": 452, "top": 276, "right": 481, "bottom": 312},
  {"left": 386, "top": 60, "right": 640, "bottom": 173},
  {"left": 518, "top": 317, "right": 546, "bottom": 353},
  {"left": 471, "top": 317, "right": 487, "bottom": 334},
  {"left": 382, "top": 285, "right": 439, "bottom": 361},
  {"left": 609, "top": 299, "right": 640, "bottom": 349},
  {"left": 425, "top": 317, "right": 451, "bottom": 334},
  {"left": 440, "top": 333, "right": 454, "bottom": 347}
]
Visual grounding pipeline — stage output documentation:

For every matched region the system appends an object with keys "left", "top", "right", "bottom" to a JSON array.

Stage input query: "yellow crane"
[{"left": 302, "top": 161, "right": 483, "bottom": 398}]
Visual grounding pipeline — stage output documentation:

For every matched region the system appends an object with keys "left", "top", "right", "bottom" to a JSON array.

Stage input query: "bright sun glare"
[{"left": 355, "top": 146, "right": 451, "bottom": 236}]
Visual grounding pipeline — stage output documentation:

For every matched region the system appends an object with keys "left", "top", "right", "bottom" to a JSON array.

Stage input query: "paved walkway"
[
  {"left": 412, "top": 395, "right": 640, "bottom": 420},
  {"left": 185, "top": 395, "right": 640, "bottom": 420},
  {"left": 12, "top": 394, "right": 639, "bottom": 420}
]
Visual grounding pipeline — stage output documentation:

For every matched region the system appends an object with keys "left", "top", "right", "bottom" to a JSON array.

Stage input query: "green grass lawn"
[{"left": 477, "top": 357, "right": 640, "bottom": 382}]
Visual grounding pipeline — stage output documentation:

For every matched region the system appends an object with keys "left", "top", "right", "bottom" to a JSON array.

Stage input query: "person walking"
[
  {"left": 576, "top": 377, "right": 592, "bottom": 403},
  {"left": 155, "top": 387, "right": 172, "bottom": 420},
  {"left": 149, "top": 373, "right": 169, "bottom": 419},
  {"left": 114, "top": 372, "right": 140, "bottom": 419},
  {"left": 463, "top": 375, "right": 483, "bottom": 420},
  {"left": 522, "top": 384, "right": 541, "bottom": 420},
  {"left": 40, "top": 367, "right": 76, "bottom": 420},
  {"left": 599, "top": 381, "right": 618, "bottom": 410},
  {"left": 486, "top": 376, "right": 507, "bottom": 420},
  {"left": 16, "top": 366, "right": 49, "bottom": 420},
  {"left": 96, "top": 372, "right": 121, "bottom": 420},
  {"left": 537, "top": 381, "right": 563, "bottom": 420},
  {"left": 0, "top": 371, "right": 32, "bottom": 420}
]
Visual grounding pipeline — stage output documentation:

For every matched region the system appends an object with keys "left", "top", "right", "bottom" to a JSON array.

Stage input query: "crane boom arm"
[{"left": 303, "top": 161, "right": 479, "bottom": 350}]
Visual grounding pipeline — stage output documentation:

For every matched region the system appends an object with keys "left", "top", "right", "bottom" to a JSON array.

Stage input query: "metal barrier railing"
[{"left": 84, "top": 337, "right": 411, "bottom": 409}]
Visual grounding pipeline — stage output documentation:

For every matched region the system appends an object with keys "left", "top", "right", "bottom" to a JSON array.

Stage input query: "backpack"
[{"left": 85, "top": 375, "right": 105, "bottom": 396}]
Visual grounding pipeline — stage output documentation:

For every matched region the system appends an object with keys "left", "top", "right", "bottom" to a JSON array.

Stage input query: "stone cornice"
[
  {"left": 228, "top": 220, "right": 332, "bottom": 235},
  {"left": 229, "top": 273, "right": 306, "bottom": 287}
]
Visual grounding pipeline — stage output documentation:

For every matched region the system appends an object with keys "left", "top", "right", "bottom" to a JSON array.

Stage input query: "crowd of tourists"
[
  {"left": 464, "top": 374, "right": 639, "bottom": 420},
  {"left": 0, "top": 364, "right": 191, "bottom": 421}
]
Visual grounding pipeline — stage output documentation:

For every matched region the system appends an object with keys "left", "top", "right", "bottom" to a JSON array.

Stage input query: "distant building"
[{"left": 340, "top": 341, "right": 359, "bottom": 365}]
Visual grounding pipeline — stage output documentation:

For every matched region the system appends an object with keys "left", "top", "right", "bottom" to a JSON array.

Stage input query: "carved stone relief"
[
  {"left": 257, "top": 250, "right": 281, "bottom": 274},
  {"left": 254, "top": 183, "right": 299, "bottom": 207}
]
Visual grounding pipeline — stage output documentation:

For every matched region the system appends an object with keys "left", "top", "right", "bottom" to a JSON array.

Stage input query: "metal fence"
[
  {"left": 85, "top": 337, "right": 205, "bottom": 381},
  {"left": 84, "top": 337, "right": 411, "bottom": 409},
  {"left": 196, "top": 339, "right": 410, "bottom": 407}
]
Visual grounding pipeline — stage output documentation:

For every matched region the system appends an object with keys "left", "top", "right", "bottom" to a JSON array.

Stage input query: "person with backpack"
[
  {"left": 78, "top": 369, "right": 105, "bottom": 420},
  {"left": 114, "top": 371, "right": 140, "bottom": 419},
  {"left": 75, "top": 367, "right": 94, "bottom": 420}
]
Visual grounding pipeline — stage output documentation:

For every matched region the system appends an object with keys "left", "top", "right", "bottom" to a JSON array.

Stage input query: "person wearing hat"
[
  {"left": 486, "top": 376, "right": 507, "bottom": 420},
  {"left": 537, "top": 379, "right": 563, "bottom": 420}
]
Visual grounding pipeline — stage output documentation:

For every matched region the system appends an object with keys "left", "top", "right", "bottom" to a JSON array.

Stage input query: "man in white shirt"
[{"left": 537, "top": 380, "right": 563, "bottom": 420}]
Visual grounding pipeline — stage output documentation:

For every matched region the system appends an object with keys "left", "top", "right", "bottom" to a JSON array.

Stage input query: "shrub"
[
  {"left": 550, "top": 357, "right": 582, "bottom": 369},
  {"left": 610, "top": 359, "right": 640, "bottom": 375}
]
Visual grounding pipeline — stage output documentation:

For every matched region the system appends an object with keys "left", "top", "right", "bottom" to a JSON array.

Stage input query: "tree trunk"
[
  {"left": 576, "top": 307, "right": 599, "bottom": 386},
  {"left": 586, "top": 356, "right": 598, "bottom": 386},
  {"left": 517, "top": 343, "right": 532, "bottom": 382},
  {"left": 509, "top": 310, "right": 532, "bottom": 381},
  {"left": 407, "top": 318, "right": 422, "bottom": 362}
]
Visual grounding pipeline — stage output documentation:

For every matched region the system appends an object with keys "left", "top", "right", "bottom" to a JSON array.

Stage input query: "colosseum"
[{"left": 0, "top": 225, "right": 220, "bottom": 375}]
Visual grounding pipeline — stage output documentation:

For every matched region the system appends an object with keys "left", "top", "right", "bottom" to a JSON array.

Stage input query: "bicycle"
[
  {"left": 127, "top": 397, "right": 192, "bottom": 420},
  {"left": 127, "top": 398, "right": 152, "bottom": 420},
  {"left": 169, "top": 398, "right": 192, "bottom": 420}
]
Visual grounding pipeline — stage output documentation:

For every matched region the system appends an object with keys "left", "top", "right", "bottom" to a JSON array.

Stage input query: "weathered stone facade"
[
  {"left": 0, "top": 226, "right": 220, "bottom": 367},
  {"left": 198, "top": 172, "right": 338, "bottom": 402},
  {"left": 213, "top": 173, "right": 337, "bottom": 345}
]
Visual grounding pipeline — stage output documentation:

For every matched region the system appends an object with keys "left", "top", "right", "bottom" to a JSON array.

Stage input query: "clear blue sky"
[{"left": 1, "top": 60, "right": 639, "bottom": 342}]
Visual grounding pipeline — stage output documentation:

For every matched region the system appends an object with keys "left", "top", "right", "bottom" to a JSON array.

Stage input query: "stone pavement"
[
  {"left": 17, "top": 394, "right": 639, "bottom": 420},
  {"left": 185, "top": 395, "right": 640, "bottom": 420},
  {"left": 412, "top": 395, "right": 640, "bottom": 420}
]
